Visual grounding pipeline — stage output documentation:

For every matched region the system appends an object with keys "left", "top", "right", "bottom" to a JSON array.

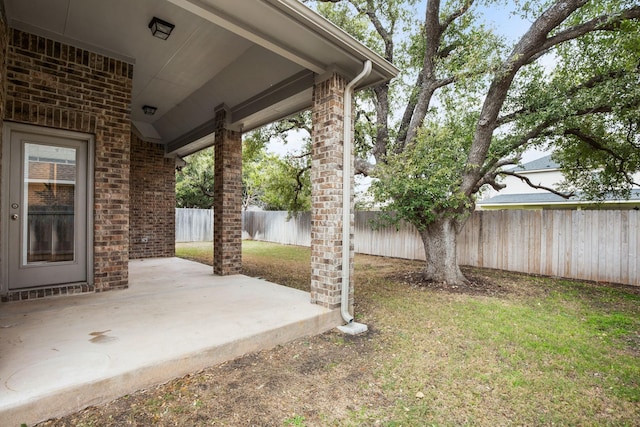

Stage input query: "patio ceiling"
[{"left": 4, "top": 0, "right": 398, "bottom": 157}]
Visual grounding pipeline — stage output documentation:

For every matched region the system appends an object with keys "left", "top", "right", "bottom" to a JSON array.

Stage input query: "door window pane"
[{"left": 23, "top": 143, "right": 77, "bottom": 263}]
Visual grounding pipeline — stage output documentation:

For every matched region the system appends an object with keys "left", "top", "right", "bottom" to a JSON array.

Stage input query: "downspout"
[{"left": 341, "top": 60, "right": 372, "bottom": 324}]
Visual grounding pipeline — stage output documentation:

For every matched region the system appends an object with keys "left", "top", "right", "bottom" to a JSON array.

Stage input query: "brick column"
[
  {"left": 0, "top": 7, "right": 7, "bottom": 293},
  {"left": 213, "top": 105, "right": 242, "bottom": 275},
  {"left": 310, "top": 72, "right": 354, "bottom": 310}
]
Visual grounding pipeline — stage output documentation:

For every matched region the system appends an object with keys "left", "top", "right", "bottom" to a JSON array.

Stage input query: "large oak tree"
[{"left": 296, "top": 0, "right": 640, "bottom": 285}]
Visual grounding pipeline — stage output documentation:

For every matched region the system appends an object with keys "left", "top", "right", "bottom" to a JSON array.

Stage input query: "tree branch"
[
  {"left": 477, "top": 175, "right": 506, "bottom": 192},
  {"left": 289, "top": 151, "right": 312, "bottom": 160},
  {"left": 626, "top": 119, "right": 640, "bottom": 149},
  {"left": 563, "top": 128, "right": 640, "bottom": 188},
  {"left": 198, "top": 183, "right": 215, "bottom": 199},
  {"left": 462, "top": 0, "right": 592, "bottom": 195},
  {"left": 436, "top": 42, "right": 461, "bottom": 59},
  {"left": 474, "top": 157, "right": 520, "bottom": 193},
  {"left": 282, "top": 117, "right": 312, "bottom": 135},
  {"left": 400, "top": 0, "right": 446, "bottom": 148},
  {"left": 292, "top": 164, "right": 312, "bottom": 209},
  {"left": 357, "top": 0, "right": 394, "bottom": 62},
  {"left": 499, "top": 171, "right": 575, "bottom": 198},
  {"left": 355, "top": 156, "right": 374, "bottom": 176},
  {"left": 497, "top": 69, "right": 629, "bottom": 126},
  {"left": 440, "top": 0, "right": 474, "bottom": 33},
  {"left": 396, "top": 69, "right": 424, "bottom": 151},
  {"left": 372, "top": 83, "right": 391, "bottom": 162},
  {"left": 538, "top": 6, "right": 640, "bottom": 55},
  {"left": 479, "top": 156, "right": 520, "bottom": 179},
  {"left": 564, "top": 128, "right": 624, "bottom": 161}
]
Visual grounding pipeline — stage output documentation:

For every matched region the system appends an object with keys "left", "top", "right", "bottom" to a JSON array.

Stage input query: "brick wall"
[
  {"left": 130, "top": 132, "right": 176, "bottom": 259},
  {"left": 310, "top": 73, "right": 354, "bottom": 310},
  {"left": 4, "top": 29, "right": 133, "bottom": 291},
  {"left": 0, "top": 2, "right": 7, "bottom": 292}
]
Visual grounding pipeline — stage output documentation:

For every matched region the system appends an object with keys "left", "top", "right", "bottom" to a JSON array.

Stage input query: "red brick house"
[{"left": 0, "top": 0, "right": 397, "bottom": 316}]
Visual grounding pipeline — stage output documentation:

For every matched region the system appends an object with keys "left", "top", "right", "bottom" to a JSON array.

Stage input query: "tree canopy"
[{"left": 314, "top": 0, "right": 639, "bottom": 284}]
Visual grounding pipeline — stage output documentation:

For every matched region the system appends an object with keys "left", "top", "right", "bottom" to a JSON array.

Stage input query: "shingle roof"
[
  {"left": 509, "top": 155, "right": 560, "bottom": 172},
  {"left": 478, "top": 189, "right": 640, "bottom": 205}
]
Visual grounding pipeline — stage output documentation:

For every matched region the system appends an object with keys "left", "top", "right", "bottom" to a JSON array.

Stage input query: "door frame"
[{"left": 1, "top": 122, "right": 95, "bottom": 294}]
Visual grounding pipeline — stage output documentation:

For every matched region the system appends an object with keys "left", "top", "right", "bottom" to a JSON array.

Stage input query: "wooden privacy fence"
[
  {"left": 457, "top": 210, "right": 639, "bottom": 287},
  {"left": 243, "top": 211, "right": 311, "bottom": 247},
  {"left": 177, "top": 208, "right": 639, "bottom": 286},
  {"left": 175, "top": 208, "right": 213, "bottom": 243}
]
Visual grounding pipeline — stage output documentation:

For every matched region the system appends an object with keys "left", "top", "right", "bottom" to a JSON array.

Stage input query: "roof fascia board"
[{"left": 518, "top": 168, "right": 560, "bottom": 174}]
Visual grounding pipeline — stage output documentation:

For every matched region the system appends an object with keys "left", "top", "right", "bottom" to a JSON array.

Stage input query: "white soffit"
[{"left": 5, "top": 0, "right": 398, "bottom": 155}]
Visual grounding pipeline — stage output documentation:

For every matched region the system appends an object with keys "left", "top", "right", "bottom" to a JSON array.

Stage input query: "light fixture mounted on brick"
[
  {"left": 148, "top": 17, "right": 175, "bottom": 40},
  {"left": 142, "top": 105, "right": 157, "bottom": 115}
]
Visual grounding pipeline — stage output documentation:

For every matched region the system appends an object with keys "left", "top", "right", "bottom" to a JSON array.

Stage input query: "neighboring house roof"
[
  {"left": 5, "top": 0, "right": 398, "bottom": 157},
  {"left": 478, "top": 189, "right": 640, "bottom": 209},
  {"left": 509, "top": 155, "right": 560, "bottom": 173}
]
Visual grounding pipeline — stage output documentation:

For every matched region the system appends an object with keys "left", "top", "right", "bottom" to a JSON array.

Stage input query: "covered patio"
[
  {"left": 1, "top": 0, "right": 396, "bottom": 307},
  {"left": 0, "top": 257, "right": 341, "bottom": 426},
  {"left": 0, "top": 1, "right": 396, "bottom": 424}
]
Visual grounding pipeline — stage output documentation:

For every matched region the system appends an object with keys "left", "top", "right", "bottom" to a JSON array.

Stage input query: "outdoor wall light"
[
  {"left": 148, "top": 17, "right": 175, "bottom": 40},
  {"left": 142, "top": 105, "right": 158, "bottom": 115}
]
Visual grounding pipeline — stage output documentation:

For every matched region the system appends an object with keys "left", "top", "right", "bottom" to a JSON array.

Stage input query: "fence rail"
[{"left": 176, "top": 208, "right": 639, "bottom": 286}]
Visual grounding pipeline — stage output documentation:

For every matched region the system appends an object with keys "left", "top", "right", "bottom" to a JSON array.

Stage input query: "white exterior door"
[{"left": 5, "top": 125, "right": 92, "bottom": 289}]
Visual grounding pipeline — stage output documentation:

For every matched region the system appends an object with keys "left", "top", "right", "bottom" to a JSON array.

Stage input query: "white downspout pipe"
[{"left": 341, "top": 60, "right": 372, "bottom": 324}]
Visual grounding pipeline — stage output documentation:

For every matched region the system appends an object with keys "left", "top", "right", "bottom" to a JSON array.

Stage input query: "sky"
[{"left": 267, "top": 0, "right": 550, "bottom": 162}]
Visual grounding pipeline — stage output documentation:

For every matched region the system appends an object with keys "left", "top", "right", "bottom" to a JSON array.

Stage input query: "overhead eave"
[
  {"left": 5, "top": 0, "right": 399, "bottom": 158},
  {"left": 163, "top": 0, "right": 398, "bottom": 157},
  {"left": 167, "top": 0, "right": 398, "bottom": 86}
]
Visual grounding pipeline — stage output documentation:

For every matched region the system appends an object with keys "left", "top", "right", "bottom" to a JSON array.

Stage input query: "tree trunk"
[{"left": 418, "top": 216, "right": 468, "bottom": 285}]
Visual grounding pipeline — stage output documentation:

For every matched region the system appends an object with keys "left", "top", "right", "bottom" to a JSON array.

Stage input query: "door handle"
[{"left": 11, "top": 214, "right": 18, "bottom": 220}]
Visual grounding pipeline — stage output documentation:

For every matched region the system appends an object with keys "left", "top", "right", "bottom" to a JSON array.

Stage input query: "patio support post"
[
  {"left": 310, "top": 71, "right": 354, "bottom": 310},
  {"left": 213, "top": 104, "right": 242, "bottom": 275}
]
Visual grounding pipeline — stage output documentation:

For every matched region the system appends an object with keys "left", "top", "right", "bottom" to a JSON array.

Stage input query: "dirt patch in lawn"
[
  {"left": 394, "top": 266, "right": 509, "bottom": 297},
  {"left": 38, "top": 329, "right": 390, "bottom": 427}
]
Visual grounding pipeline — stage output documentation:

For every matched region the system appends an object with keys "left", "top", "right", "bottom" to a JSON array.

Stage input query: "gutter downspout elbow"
[{"left": 341, "top": 60, "right": 372, "bottom": 324}]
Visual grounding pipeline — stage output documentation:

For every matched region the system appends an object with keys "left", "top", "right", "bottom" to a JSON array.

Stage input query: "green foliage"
[
  {"left": 175, "top": 148, "right": 215, "bottom": 209},
  {"left": 283, "top": 414, "right": 306, "bottom": 426},
  {"left": 259, "top": 149, "right": 312, "bottom": 213},
  {"left": 176, "top": 125, "right": 312, "bottom": 212},
  {"left": 552, "top": 23, "right": 640, "bottom": 200},
  {"left": 370, "top": 110, "right": 475, "bottom": 230},
  {"left": 242, "top": 145, "right": 267, "bottom": 211},
  {"left": 310, "top": 0, "right": 640, "bottom": 201},
  {"left": 242, "top": 112, "right": 313, "bottom": 213},
  {"left": 502, "top": 12, "right": 640, "bottom": 200}
]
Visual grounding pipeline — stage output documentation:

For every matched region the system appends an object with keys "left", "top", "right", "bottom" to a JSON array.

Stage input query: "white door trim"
[{"left": 1, "top": 122, "right": 94, "bottom": 293}]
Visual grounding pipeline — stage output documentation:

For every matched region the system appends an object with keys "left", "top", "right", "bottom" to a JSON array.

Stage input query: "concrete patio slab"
[{"left": 0, "top": 257, "right": 341, "bottom": 426}]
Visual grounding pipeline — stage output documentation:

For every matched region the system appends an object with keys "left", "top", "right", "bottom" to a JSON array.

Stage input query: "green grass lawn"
[{"left": 173, "top": 240, "right": 640, "bottom": 426}]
